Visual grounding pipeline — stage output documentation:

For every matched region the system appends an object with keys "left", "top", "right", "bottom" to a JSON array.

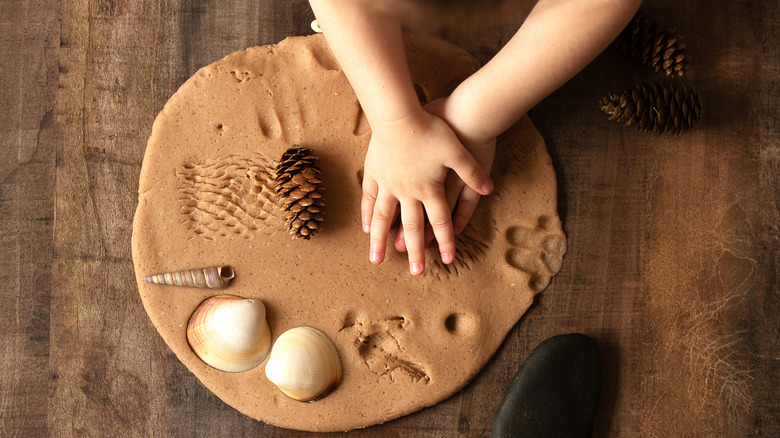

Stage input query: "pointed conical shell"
[
  {"left": 187, "top": 295, "right": 271, "bottom": 372},
  {"left": 143, "top": 266, "right": 235, "bottom": 289},
  {"left": 265, "top": 326, "right": 342, "bottom": 402}
]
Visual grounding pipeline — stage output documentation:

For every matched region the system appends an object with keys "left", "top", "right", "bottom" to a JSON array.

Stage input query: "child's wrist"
[
  {"left": 434, "top": 95, "right": 496, "bottom": 146},
  {"left": 369, "top": 103, "right": 428, "bottom": 133},
  {"left": 364, "top": 100, "right": 425, "bottom": 129}
]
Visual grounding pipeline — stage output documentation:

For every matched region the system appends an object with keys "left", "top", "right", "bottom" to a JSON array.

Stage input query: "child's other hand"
[
  {"left": 429, "top": 98, "right": 497, "bottom": 235},
  {"left": 394, "top": 98, "right": 497, "bottom": 253},
  {"left": 362, "top": 108, "right": 493, "bottom": 276}
]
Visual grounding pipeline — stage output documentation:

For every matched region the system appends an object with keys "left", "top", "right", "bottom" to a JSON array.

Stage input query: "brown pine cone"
[
  {"left": 599, "top": 83, "right": 702, "bottom": 134},
  {"left": 614, "top": 12, "right": 689, "bottom": 77},
  {"left": 274, "top": 147, "right": 325, "bottom": 239}
]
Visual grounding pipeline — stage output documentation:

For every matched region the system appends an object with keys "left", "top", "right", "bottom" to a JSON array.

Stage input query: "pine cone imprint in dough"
[
  {"left": 274, "top": 147, "right": 326, "bottom": 240},
  {"left": 428, "top": 231, "right": 489, "bottom": 280},
  {"left": 177, "top": 155, "right": 282, "bottom": 240}
]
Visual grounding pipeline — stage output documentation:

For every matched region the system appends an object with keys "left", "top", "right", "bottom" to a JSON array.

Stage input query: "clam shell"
[
  {"left": 265, "top": 326, "right": 342, "bottom": 402},
  {"left": 187, "top": 295, "right": 271, "bottom": 372},
  {"left": 143, "top": 265, "right": 235, "bottom": 289}
]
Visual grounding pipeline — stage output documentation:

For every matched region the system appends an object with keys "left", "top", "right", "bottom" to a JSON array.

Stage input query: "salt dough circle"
[{"left": 131, "top": 34, "right": 566, "bottom": 432}]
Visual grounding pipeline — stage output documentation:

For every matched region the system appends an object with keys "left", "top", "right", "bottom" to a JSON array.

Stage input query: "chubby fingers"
[
  {"left": 452, "top": 186, "right": 482, "bottom": 235},
  {"left": 368, "top": 191, "right": 398, "bottom": 265},
  {"left": 394, "top": 201, "right": 456, "bottom": 267},
  {"left": 393, "top": 224, "right": 434, "bottom": 253},
  {"left": 444, "top": 149, "right": 494, "bottom": 196},
  {"left": 423, "top": 197, "right": 456, "bottom": 264},
  {"left": 361, "top": 178, "right": 378, "bottom": 234},
  {"left": 395, "top": 173, "right": 462, "bottom": 259},
  {"left": 400, "top": 201, "right": 426, "bottom": 275}
]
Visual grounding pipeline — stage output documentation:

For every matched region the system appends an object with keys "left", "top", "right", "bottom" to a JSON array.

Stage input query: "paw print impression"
[{"left": 505, "top": 215, "right": 567, "bottom": 292}]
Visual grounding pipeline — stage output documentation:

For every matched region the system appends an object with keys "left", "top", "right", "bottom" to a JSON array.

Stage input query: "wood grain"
[{"left": 0, "top": 0, "right": 777, "bottom": 436}]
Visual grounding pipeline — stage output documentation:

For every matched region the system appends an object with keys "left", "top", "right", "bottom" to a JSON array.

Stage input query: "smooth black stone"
[{"left": 492, "top": 333, "right": 601, "bottom": 438}]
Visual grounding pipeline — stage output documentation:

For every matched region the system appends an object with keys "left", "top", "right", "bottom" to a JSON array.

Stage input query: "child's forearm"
[
  {"left": 444, "top": 0, "right": 643, "bottom": 143},
  {"left": 309, "top": 0, "right": 422, "bottom": 126},
  {"left": 310, "top": 0, "right": 494, "bottom": 274}
]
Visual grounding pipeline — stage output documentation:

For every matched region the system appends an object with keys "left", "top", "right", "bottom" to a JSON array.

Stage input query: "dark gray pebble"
[{"left": 492, "top": 333, "right": 600, "bottom": 438}]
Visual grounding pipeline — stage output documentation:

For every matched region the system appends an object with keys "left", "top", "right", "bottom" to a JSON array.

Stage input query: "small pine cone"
[
  {"left": 614, "top": 12, "right": 688, "bottom": 77},
  {"left": 599, "top": 83, "right": 702, "bottom": 134},
  {"left": 274, "top": 147, "right": 325, "bottom": 239}
]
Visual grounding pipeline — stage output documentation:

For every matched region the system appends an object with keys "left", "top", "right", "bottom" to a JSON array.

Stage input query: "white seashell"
[
  {"left": 187, "top": 295, "right": 271, "bottom": 373},
  {"left": 265, "top": 326, "right": 342, "bottom": 402}
]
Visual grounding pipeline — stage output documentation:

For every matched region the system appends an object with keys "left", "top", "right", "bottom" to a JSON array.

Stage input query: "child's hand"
[
  {"left": 447, "top": 136, "right": 497, "bottom": 235},
  {"left": 429, "top": 98, "right": 497, "bottom": 235},
  {"left": 393, "top": 98, "right": 497, "bottom": 253},
  {"left": 312, "top": 0, "right": 642, "bottom": 275},
  {"left": 362, "top": 108, "right": 493, "bottom": 276}
]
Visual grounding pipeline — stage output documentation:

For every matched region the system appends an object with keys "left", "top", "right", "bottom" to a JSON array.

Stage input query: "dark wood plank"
[
  {"left": 525, "top": 1, "right": 780, "bottom": 436},
  {"left": 0, "top": 0, "right": 777, "bottom": 436},
  {"left": 0, "top": 0, "right": 61, "bottom": 436},
  {"left": 46, "top": 0, "right": 186, "bottom": 435}
]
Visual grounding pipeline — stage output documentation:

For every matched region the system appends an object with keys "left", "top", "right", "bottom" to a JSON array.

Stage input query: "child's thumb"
[{"left": 447, "top": 151, "right": 493, "bottom": 196}]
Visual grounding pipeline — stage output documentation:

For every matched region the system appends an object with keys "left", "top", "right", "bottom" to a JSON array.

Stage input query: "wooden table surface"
[{"left": 1, "top": 0, "right": 777, "bottom": 436}]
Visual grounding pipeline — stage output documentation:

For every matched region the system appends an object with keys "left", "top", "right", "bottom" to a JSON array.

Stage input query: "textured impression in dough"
[
  {"left": 505, "top": 215, "right": 567, "bottom": 292},
  {"left": 427, "top": 231, "right": 489, "bottom": 280},
  {"left": 177, "top": 154, "right": 282, "bottom": 239},
  {"left": 341, "top": 312, "right": 430, "bottom": 384}
]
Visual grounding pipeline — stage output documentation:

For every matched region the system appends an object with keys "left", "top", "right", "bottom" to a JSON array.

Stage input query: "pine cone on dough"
[{"left": 274, "top": 147, "right": 325, "bottom": 239}]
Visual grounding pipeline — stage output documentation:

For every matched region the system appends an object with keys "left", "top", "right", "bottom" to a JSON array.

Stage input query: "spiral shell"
[
  {"left": 265, "top": 326, "right": 342, "bottom": 402},
  {"left": 143, "top": 266, "right": 235, "bottom": 289},
  {"left": 187, "top": 295, "right": 271, "bottom": 372}
]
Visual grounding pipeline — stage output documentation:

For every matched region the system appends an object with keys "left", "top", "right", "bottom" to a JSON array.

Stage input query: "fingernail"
[
  {"left": 442, "top": 252, "right": 454, "bottom": 264},
  {"left": 363, "top": 222, "right": 370, "bottom": 233},
  {"left": 410, "top": 263, "right": 423, "bottom": 275},
  {"left": 370, "top": 250, "right": 382, "bottom": 263},
  {"left": 481, "top": 180, "right": 494, "bottom": 194}
]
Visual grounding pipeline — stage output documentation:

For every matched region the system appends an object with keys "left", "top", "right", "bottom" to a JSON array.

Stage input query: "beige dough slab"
[{"left": 131, "top": 34, "right": 566, "bottom": 432}]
